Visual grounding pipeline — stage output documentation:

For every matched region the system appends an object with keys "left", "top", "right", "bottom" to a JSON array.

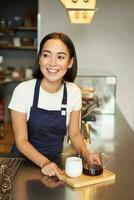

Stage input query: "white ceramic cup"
[{"left": 65, "top": 156, "right": 83, "bottom": 178}]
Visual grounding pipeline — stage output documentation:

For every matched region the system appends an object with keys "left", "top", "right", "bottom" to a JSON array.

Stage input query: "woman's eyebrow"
[
  {"left": 41, "top": 50, "right": 51, "bottom": 53},
  {"left": 57, "top": 52, "right": 67, "bottom": 56},
  {"left": 42, "top": 50, "right": 67, "bottom": 56}
]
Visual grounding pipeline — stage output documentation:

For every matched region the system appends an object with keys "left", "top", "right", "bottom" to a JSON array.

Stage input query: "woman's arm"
[
  {"left": 68, "top": 110, "right": 101, "bottom": 165},
  {"left": 68, "top": 110, "right": 89, "bottom": 158},
  {"left": 11, "top": 110, "right": 50, "bottom": 167},
  {"left": 11, "top": 110, "right": 63, "bottom": 180}
]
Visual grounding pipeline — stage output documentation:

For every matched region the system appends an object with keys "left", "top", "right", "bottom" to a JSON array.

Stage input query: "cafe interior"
[{"left": 0, "top": 0, "right": 134, "bottom": 199}]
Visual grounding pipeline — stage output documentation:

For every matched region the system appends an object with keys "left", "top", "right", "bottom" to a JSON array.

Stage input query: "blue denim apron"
[{"left": 11, "top": 79, "right": 67, "bottom": 163}]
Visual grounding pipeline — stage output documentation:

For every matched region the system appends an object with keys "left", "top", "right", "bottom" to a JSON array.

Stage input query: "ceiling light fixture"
[{"left": 60, "top": 0, "right": 97, "bottom": 24}]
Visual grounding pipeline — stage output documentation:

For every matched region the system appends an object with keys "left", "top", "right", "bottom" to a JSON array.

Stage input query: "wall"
[{"left": 38, "top": 0, "right": 134, "bottom": 131}]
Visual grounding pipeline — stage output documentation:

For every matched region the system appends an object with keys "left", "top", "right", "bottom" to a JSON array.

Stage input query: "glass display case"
[
  {"left": 74, "top": 70, "right": 117, "bottom": 143},
  {"left": 75, "top": 74, "right": 117, "bottom": 117}
]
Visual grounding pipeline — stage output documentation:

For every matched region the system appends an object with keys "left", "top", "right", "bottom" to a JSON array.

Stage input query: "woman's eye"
[
  {"left": 43, "top": 53, "right": 49, "bottom": 58},
  {"left": 58, "top": 55, "right": 65, "bottom": 60}
]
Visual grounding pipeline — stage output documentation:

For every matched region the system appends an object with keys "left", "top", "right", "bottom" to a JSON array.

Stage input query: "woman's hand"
[
  {"left": 88, "top": 154, "right": 101, "bottom": 165},
  {"left": 84, "top": 151, "right": 101, "bottom": 166},
  {"left": 41, "top": 161, "right": 63, "bottom": 180}
]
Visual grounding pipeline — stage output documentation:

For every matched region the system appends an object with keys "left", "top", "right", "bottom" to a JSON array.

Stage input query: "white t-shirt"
[{"left": 8, "top": 79, "right": 82, "bottom": 126}]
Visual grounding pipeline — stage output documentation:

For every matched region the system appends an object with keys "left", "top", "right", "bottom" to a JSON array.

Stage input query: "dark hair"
[{"left": 33, "top": 32, "right": 78, "bottom": 82}]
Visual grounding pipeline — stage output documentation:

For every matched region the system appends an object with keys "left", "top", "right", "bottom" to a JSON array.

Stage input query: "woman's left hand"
[{"left": 84, "top": 151, "right": 101, "bottom": 166}]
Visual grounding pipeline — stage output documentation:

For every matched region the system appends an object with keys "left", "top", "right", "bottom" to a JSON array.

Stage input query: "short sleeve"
[
  {"left": 8, "top": 80, "right": 35, "bottom": 113},
  {"left": 72, "top": 87, "right": 82, "bottom": 111},
  {"left": 67, "top": 83, "right": 82, "bottom": 112}
]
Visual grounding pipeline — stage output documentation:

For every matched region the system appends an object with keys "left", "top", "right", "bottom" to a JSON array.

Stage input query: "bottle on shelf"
[
  {"left": 0, "top": 98, "right": 4, "bottom": 138},
  {"left": 0, "top": 56, "right": 5, "bottom": 81}
]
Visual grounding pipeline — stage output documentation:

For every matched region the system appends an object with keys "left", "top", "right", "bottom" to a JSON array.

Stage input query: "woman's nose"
[{"left": 50, "top": 55, "right": 56, "bottom": 66}]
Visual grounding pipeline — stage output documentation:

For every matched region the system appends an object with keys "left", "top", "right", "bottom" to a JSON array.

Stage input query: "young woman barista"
[{"left": 8, "top": 32, "right": 98, "bottom": 180}]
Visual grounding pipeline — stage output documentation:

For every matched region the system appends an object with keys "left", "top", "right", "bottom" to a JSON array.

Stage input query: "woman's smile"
[
  {"left": 46, "top": 68, "right": 60, "bottom": 74},
  {"left": 39, "top": 38, "right": 73, "bottom": 83}
]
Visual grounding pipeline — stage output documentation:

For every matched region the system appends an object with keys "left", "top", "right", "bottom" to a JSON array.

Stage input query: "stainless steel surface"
[
  {"left": 1, "top": 107, "right": 134, "bottom": 199},
  {"left": 0, "top": 157, "right": 23, "bottom": 199},
  {"left": 0, "top": 157, "right": 23, "bottom": 181}
]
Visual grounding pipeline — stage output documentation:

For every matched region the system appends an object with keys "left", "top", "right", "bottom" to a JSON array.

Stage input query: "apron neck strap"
[
  {"left": 61, "top": 83, "right": 67, "bottom": 115},
  {"left": 61, "top": 82, "right": 67, "bottom": 105},
  {"left": 33, "top": 80, "right": 67, "bottom": 109},
  {"left": 33, "top": 79, "right": 41, "bottom": 107}
]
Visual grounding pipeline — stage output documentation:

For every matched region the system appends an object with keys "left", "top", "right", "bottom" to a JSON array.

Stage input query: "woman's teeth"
[{"left": 47, "top": 69, "right": 58, "bottom": 73}]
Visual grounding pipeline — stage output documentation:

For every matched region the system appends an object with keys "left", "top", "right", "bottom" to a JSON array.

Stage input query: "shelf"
[
  {"left": 0, "top": 26, "right": 37, "bottom": 32},
  {"left": 12, "top": 26, "right": 37, "bottom": 31},
  {"left": 0, "top": 45, "right": 37, "bottom": 50},
  {"left": 0, "top": 26, "right": 37, "bottom": 51}
]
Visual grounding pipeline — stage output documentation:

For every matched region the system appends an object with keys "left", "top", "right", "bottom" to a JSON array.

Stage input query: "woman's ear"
[{"left": 68, "top": 57, "right": 74, "bottom": 69}]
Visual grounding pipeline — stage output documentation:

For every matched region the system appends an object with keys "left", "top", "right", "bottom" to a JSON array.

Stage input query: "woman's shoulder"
[
  {"left": 65, "top": 81, "right": 81, "bottom": 93},
  {"left": 13, "top": 78, "right": 37, "bottom": 95},
  {"left": 65, "top": 82, "right": 82, "bottom": 110},
  {"left": 16, "top": 78, "right": 36, "bottom": 89}
]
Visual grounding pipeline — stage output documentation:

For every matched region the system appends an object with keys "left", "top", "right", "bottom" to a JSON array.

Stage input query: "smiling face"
[{"left": 39, "top": 39, "right": 74, "bottom": 83}]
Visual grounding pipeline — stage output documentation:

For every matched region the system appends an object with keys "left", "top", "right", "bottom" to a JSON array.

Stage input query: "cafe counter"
[{"left": 1, "top": 107, "right": 134, "bottom": 200}]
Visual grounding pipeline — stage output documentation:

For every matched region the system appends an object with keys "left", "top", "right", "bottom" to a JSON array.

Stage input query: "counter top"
[{"left": 1, "top": 107, "right": 134, "bottom": 200}]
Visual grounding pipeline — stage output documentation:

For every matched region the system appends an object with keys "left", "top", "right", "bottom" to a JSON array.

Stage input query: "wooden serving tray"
[{"left": 61, "top": 169, "right": 116, "bottom": 188}]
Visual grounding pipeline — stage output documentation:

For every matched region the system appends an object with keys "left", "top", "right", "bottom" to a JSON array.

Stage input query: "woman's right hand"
[{"left": 41, "top": 161, "right": 63, "bottom": 180}]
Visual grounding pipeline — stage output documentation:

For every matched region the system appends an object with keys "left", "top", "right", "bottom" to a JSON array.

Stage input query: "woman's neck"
[{"left": 41, "top": 79, "right": 63, "bottom": 93}]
